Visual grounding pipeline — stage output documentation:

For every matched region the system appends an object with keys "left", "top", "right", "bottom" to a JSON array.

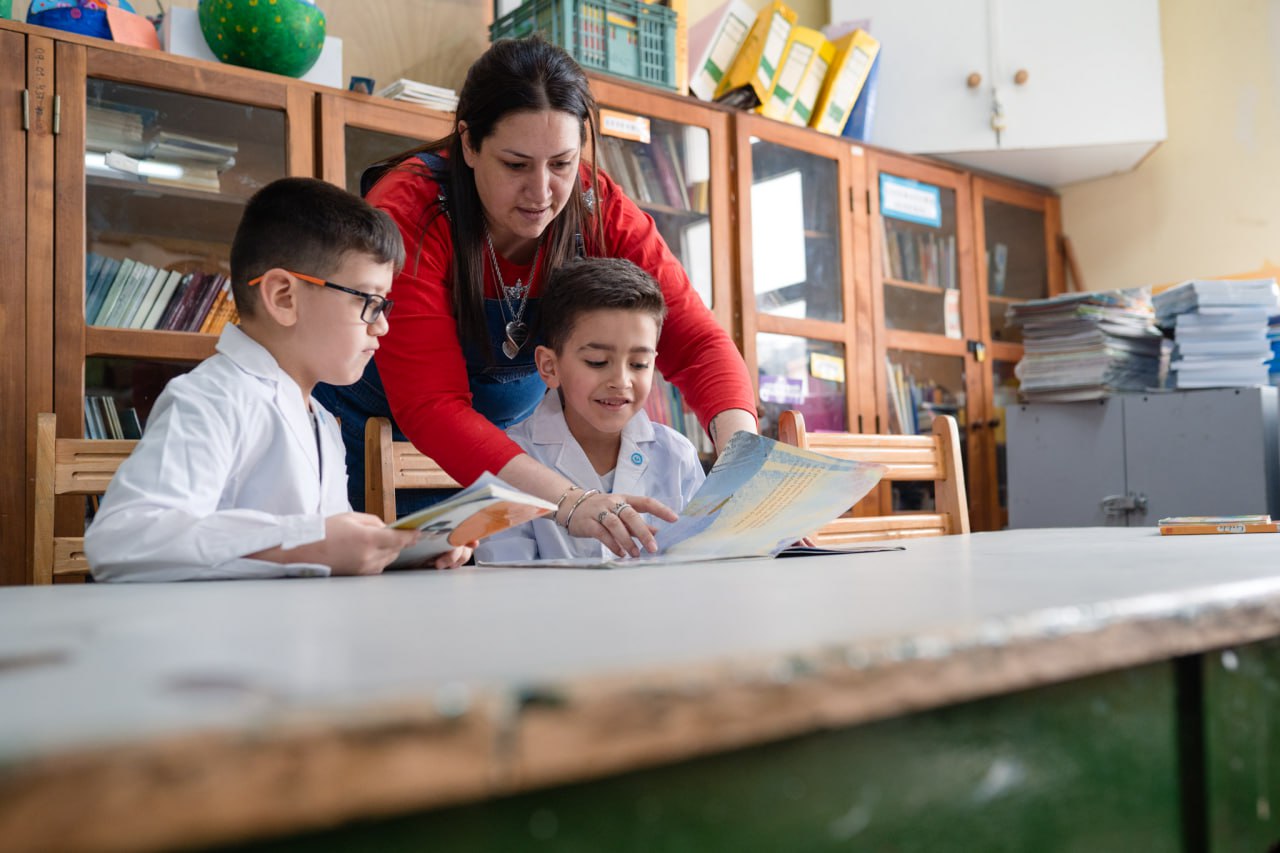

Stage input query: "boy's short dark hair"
[
  {"left": 539, "top": 258, "right": 667, "bottom": 352},
  {"left": 229, "top": 177, "right": 405, "bottom": 318}
]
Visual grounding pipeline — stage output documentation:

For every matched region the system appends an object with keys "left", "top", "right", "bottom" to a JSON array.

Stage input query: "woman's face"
[{"left": 461, "top": 109, "right": 582, "bottom": 256}]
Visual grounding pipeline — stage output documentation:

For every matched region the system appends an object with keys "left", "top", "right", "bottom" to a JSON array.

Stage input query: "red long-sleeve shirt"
[{"left": 368, "top": 161, "right": 756, "bottom": 485}]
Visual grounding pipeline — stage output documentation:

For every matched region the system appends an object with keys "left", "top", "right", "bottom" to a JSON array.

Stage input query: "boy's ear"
[
  {"left": 254, "top": 268, "right": 301, "bottom": 328},
  {"left": 534, "top": 344, "right": 560, "bottom": 388}
]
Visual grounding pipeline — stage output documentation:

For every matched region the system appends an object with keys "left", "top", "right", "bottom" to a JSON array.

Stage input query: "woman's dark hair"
[{"left": 365, "top": 35, "right": 603, "bottom": 349}]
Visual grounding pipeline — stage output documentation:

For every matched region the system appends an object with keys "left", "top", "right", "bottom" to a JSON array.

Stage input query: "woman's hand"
[{"left": 565, "top": 490, "right": 676, "bottom": 558}]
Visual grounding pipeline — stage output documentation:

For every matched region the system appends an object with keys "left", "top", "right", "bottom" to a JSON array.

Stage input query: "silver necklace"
[{"left": 485, "top": 230, "right": 542, "bottom": 359}]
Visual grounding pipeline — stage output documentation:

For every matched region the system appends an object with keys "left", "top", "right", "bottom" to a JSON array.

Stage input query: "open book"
[
  {"left": 483, "top": 431, "right": 887, "bottom": 568},
  {"left": 388, "top": 472, "right": 556, "bottom": 568}
]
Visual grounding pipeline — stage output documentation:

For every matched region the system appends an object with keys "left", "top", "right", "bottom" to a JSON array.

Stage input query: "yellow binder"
[
  {"left": 712, "top": 0, "right": 797, "bottom": 108},
  {"left": 760, "top": 27, "right": 835, "bottom": 126},
  {"left": 810, "top": 29, "right": 880, "bottom": 135}
]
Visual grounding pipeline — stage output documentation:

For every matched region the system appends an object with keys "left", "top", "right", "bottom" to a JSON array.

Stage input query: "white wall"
[{"left": 1060, "top": 0, "right": 1280, "bottom": 290}]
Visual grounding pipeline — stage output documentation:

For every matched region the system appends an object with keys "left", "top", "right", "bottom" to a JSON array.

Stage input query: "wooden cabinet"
[
  {"left": 588, "top": 77, "right": 737, "bottom": 454},
  {"left": 826, "top": 0, "right": 1166, "bottom": 187},
  {"left": 734, "top": 113, "right": 871, "bottom": 443},
  {"left": 1, "top": 18, "right": 1065, "bottom": 581},
  {"left": 317, "top": 90, "right": 453, "bottom": 193}
]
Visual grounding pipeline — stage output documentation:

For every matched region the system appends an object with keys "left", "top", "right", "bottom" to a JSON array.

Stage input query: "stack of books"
[
  {"left": 1154, "top": 279, "right": 1280, "bottom": 389},
  {"left": 375, "top": 78, "right": 459, "bottom": 112},
  {"left": 1006, "top": 289, "right": 1163, "bottom": 402}
]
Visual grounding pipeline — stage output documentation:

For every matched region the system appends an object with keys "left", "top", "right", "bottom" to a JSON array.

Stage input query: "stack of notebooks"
[
  {"left": 375, "top": 78, "right": 459, "bottom": 112},
  {"left": 1153, "top": 279, "right": 1280, "bottom": 389},
  {"left": 1006, "top": 289, "right": 1164, "bottom": 402}
]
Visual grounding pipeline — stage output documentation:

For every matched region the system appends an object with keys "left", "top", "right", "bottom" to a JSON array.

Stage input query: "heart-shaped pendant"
[{"left": 503, "top": 320, "right": 530, "bottom": 359}]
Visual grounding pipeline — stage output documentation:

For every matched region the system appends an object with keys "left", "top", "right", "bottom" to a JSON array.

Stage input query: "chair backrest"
[
  {"left": 33, "top": 413, "right": 136, "bottom": 584},
  {"left": 364, "top": 417, "right": 461, "bottom": 523},
  {"left": 778, "top": 410, "right": 970, "bottom": 544}
]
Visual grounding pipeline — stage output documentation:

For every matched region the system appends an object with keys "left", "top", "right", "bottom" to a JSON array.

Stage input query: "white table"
[{"left": 3, "top": 528, "right": 1280, "bottom": 851}]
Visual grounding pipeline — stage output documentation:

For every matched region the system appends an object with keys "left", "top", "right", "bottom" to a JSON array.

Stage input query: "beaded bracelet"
[{"left": 561, "top": 488, "right": 600, "bottom": 530}]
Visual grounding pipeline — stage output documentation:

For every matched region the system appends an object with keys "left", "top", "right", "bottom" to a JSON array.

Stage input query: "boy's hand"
[
  {"left": 316, "top": 512, "right": 420, "bottom": 575},
  {"left": 250, "top": 513, "right": 419, "bottom": 574},
  {"left": 433, "top": 541, "right": 476, "bottom": 570}
]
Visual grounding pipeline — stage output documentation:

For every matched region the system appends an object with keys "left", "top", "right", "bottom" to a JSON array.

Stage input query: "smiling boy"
[
  {"left": 476, "top": 257, "right": 706, "bottom": 561},
  {"left": 86, "top": 178, "right": 470, "bottom": 581}
]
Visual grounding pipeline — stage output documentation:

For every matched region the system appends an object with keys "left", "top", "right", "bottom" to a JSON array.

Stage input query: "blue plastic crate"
[{"left": 491, "top": 0, "right": 678, "bottom": 92}]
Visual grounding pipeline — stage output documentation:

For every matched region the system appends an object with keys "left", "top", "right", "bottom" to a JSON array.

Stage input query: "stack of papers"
[
  {"left": 1154, "top": 279, "right": 1280, "bottom": 389},
  {"left": 1006, "top": 289, "right": 1164, "bottom": 401},
  {"left": 375, "top": 78, "right": 459, "bottom": 111}
]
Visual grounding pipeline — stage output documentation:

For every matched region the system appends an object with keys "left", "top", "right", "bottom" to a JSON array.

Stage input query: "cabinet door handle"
[
  {"left": 1014, "top": 69, "right": 1029, "bottom": 86},
  {"left": 966, "top": 72, "right": 982, "bottom": 89}
]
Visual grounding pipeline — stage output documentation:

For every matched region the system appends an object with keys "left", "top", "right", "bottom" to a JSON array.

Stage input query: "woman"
[{"left": 316, "top": 36, "right": 757, "bottom": 557}]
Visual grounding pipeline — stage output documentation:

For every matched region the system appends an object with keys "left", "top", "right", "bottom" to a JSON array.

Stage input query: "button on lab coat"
[{"left": 85, "top": 325, "right": 349, "bottom": 581}]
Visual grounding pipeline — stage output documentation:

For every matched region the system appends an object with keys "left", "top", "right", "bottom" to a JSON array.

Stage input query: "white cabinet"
[
  {"left": 827, "top": 0, "right": 1167, "bottom": 187},
  {"left": 1006, "top": 389, "right": 1280, "bottom": 528}
]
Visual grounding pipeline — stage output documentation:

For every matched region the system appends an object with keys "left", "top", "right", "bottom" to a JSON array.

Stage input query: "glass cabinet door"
[
  {"left": 975, "top": 179, "right": 1059, "bottom": 345},
  {"left": 878, "top": 173, "right": 964, "bottom": 338},
  {"left": 972, "top": 177, "right": 1063, "bottom": 530},
  {"left": 736, "top": 116, "right": 866, "bottom": 443},
  {"left": 885, "top": 349, "right": 969, "bottom": 512},
  {"left": 317, "top": 92, "right": 454, "bottom": 194},
  {"left": 590, "top": 77, "right": 734, "bottom": 326},
  {"left": 868, "top": 152, "right": 984, "bottom": 522},
  {"left": 591, "top": 78, "right": 735, "bottom": 460},
  {"left": 54, "top": 44, "right": 311, "bottom": 442}
]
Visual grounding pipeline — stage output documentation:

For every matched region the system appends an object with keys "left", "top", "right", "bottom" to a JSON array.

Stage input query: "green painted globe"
[{"left": 197, "top": 0, "right": 326, "bottom": 78}]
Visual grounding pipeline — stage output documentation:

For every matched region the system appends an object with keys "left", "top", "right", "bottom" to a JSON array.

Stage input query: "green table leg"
[{"left": 1204, "top": 637, "right": 1280, "bottom": 851}]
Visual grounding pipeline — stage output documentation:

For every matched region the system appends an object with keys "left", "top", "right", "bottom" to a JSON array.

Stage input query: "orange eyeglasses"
[{"left": 247, "top": 270, "right": 394, "bottom": 324}]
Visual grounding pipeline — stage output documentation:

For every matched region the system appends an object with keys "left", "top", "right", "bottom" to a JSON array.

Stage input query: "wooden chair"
[
  {"left": 364, "top": 417, "right": 461, "bottom": 523},
  {"left": 33, "top": 413, "right": 136, "bottom": 584},
  {"left": 778, "top": 410, "right": 970, "bottom": 544}
]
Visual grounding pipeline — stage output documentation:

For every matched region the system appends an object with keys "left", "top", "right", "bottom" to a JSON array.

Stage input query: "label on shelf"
[
  {"left": 809, "top": 352, "right": 846, "bottom": 383},
  {"left": 600, "top": 110, "right": 651, "bottom": 144},
  {"left": 944, "top": 288, "right": 962, "bottom": 339},
  {"left": 879, "top": 174, "right": 942, "bottom": 227}
]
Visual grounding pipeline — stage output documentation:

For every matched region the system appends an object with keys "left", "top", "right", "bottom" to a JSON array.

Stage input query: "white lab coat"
[
  {"left": 477, "top": 391, "right": 705, "bottom": 562},
  {"left": 85, "top": 324, "right": 349, "bottom": 581}
]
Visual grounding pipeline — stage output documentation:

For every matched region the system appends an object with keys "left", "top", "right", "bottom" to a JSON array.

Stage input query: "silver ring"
[
  {"left": 613, "top": 502, "right": 631, "bottom": 516},
  {"left": 596, "top": 509, "right": 612, "bottom": 525}
]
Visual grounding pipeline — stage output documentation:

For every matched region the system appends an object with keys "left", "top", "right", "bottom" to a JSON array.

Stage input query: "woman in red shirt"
[{"left": 315, "top": 36, "right": 757, "bottom": 557}]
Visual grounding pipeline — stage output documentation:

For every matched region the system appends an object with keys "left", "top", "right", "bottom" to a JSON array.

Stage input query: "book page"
[{"left": 481, "top": 433, "right": 885, "bottom": 568}]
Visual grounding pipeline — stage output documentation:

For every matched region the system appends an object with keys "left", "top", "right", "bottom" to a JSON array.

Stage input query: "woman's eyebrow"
[{"left": 499, "top": 147, "right": 577, "bottom": 159}]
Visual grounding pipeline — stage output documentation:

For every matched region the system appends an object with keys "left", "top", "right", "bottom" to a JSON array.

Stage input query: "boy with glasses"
[{"left": 87, "top": 177, "right": 471, "bottom": 580}]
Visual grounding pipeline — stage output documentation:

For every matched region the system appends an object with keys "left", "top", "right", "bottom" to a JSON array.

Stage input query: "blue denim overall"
[{"left": 313, "top": 298, "right": 545, "bottom": 517}]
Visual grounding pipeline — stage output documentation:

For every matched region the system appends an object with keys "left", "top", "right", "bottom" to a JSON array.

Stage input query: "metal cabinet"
[{"left": 1006, "top": 388, "right": 1280, "bottom": 527}]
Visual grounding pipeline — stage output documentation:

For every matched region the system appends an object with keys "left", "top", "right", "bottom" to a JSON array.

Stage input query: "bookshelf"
[
  {"left": 734, "top": 112, "right": 871, "bottom": 453},
  {"left": 588, "top": 77, "right": 736, "bottom": 458},
  {"left": 1, "top": 17, "right": 1063, "bottom": 582}
]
